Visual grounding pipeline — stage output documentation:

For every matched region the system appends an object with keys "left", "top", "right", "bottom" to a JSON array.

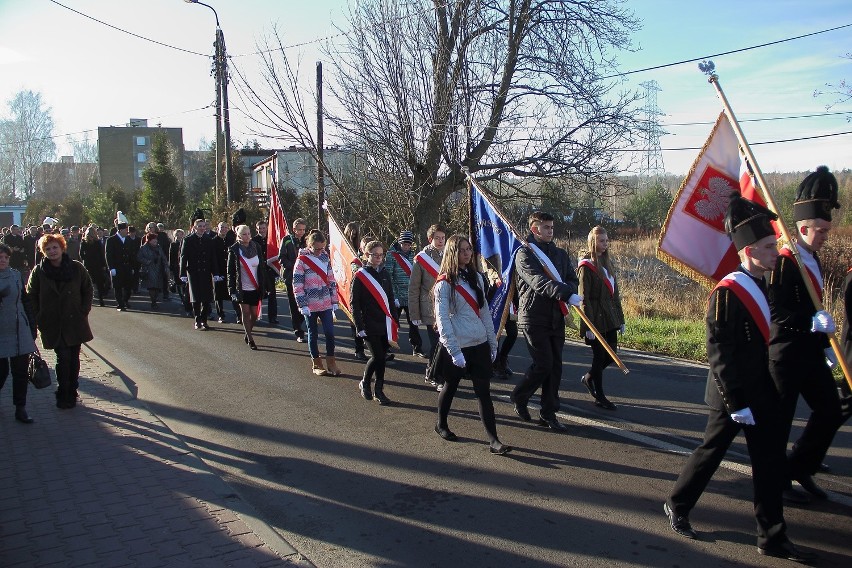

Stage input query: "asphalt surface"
[{"left": 5, "top": 293, "right": 851, "bottom": 567}]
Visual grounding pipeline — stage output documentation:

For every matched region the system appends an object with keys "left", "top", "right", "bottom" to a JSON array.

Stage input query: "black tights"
[
  {"left": 438, "top": 373, "right": 498, "bottom": 443},
  {"left": 585, "top": 329, "right": 618, "bottom": 398}
]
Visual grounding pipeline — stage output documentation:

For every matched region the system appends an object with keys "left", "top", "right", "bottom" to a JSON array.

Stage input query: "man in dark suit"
[
  {"left": 665, "top": 194, "right": 816, "bottom": 563},
  {"left": 180, "top": 216, "right": 221, "bottom": 329},
  {"left": 105, "top": 222, "right": 134, "bottom": 311},
  {"left": 768, "top": 166, "right": 846, "bottom": 503}
]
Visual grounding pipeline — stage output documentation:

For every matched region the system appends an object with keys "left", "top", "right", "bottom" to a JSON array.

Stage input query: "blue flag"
[{"left": 469, "top": 182, "right": 524, "bottom": 335}]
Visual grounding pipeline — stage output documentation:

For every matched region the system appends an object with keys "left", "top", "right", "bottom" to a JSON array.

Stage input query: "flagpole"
[
  {"left": 464, "top": 170, "right": 628, "bottom": 375},
  {"left": 706, "top": 67, "right": 852, "bottom": 390}
]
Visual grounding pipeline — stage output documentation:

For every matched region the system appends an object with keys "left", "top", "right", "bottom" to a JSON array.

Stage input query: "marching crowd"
[{"left": 1, "top": 166, "right": 852, "bottom": 562}]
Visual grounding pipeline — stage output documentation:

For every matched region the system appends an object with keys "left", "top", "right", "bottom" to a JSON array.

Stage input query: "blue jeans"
[{"left": 306, "top": 309, "right": 335, "bottom": 358}]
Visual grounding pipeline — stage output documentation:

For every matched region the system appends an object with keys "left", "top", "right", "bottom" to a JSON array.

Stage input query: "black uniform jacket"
[
  {"left": 105, "top": 234, "right": 134, "bottom": 288},
  {"left": 278, "top": 234, "right": 306, "bottom": 282},
  {"left": 705, "top": 269, "right": 777, "bottom": 414},
  {"left": 227, "top": 242, "right": 267, "bottom": 300},
  {"left": 179, "top": 233, "right": 220, "bottom": 303},
  {"left": 768, "top": 252, "right": 828, "bottom": 363},
  {"left": 350, "top": 266, "right": 396, "bottom": 336},
  {"left": 514, "top": 234, "right": 578, "bottom": 332}
]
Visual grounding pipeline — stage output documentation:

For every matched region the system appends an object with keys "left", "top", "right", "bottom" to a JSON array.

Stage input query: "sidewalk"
[{"left": 0, "top": 347, "right": 312, "bottom": 568}]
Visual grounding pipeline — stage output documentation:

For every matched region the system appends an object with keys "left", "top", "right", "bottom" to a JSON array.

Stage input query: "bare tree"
[
  {"left": 814, "top": 52, "right": 852, "bottom": 119},
  {"left": 236, "top": 0, "right": 642, "bottom": 236},
  {"left": 0, "top": 90, "right": 57, "bottom": 199}
]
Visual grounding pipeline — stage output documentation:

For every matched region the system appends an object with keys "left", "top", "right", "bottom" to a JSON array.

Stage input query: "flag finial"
[{"left": 698, "top": 60, "right": 716, "bottom": 80}]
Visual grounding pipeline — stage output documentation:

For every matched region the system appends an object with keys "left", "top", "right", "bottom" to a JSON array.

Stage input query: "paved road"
[{"left": 86, "top": 296, "right": 851, "bottom": 567}]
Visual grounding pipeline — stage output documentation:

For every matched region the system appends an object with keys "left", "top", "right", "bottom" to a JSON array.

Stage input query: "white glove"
[
  {"left": 394, "top": 298, "right": 400, "bottom": 308},
  {"left": 357, "top": 330, "right": 367, "bottom": 338},
  {"left": 568, "top": 293, "right": 583, "bottom": 307},
  {"left": 411, "top": 320, "right": 422, "bottom": 326},
  {"left": 213, "top": 275, "right": 223, "bottom": 282},
  {"left": 110, "top": 269, "right": 117, "bottom": 277},
  {"left": 585, "top": 330, "right": 595, "bottom": 341},
  {"left": 332, "top": 304, "right": 338, "bottom": 312},
  {"left": 180, "top": 276, "right": 188, "bottom": 283},
  {"left": 620, "top": 324, "right": 625, "bottom": 335},
  {"left": 730, "top": 407, "right": 755, "bottom": 426},
  {"left": 299, "top": 307, "right": 310, "bottom": 316},
  {"left": 451, "top": 352, "right": 466, "bottom": 367},
  {"left": 825, "top": 347, "right": 838, "bottom": 369},
  {"left": 811, "top": 310, "right": 836, "bottom": 334},
  {"left": 490, "top": 349, "right": 497, "bottom": 362}
]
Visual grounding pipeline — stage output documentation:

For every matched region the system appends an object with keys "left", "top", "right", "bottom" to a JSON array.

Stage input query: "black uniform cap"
[
  {"left": 793, "top": 166, "right": 840, "bottom": 222},
  {"left": 725, "top": 192, "right": 778, "bottom": 250},
  {"left": 232, "top": 208, "right": 246, "bottom": 226},
  {"left": 191, "top": 208, "right": 206, "bottom": 224}
]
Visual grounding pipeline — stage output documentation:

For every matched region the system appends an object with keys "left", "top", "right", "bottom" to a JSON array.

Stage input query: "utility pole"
[
  {"left": 316, "top": 61, "right": 324, "bottom": 230},
  {"left": 213, "top": 34, "right": 222, "bottom": 205},
  {"left": 220, "top": 29, "right": 234, "bottom": 204}
]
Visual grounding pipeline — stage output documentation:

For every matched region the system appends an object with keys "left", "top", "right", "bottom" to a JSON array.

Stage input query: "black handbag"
[{"left": 28, "top": 349, "right": 52, "bottom": 389}]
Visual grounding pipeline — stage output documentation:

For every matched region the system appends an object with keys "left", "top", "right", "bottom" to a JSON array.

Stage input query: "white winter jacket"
[{"left": 434, "top": 271, "right": 497, "bottom": 358}]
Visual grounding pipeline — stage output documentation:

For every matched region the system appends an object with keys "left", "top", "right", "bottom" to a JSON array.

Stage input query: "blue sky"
[{"left": 0, "top": 0, "right": 850, "bottom": 176}]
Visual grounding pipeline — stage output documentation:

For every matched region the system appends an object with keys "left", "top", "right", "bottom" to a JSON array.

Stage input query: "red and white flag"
[
  {"left": 267, "top": 180, "right": 289, "bottom": 276},
  {"left": 657, "top": 112, "right": 771, "bottom": 287},
  {"left": 326, "top": 211, "right": 358, "bottom": 322}
]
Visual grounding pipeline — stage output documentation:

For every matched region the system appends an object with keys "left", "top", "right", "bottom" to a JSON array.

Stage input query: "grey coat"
[
  {"left": 0, "top": 268, "right": 37, "bottom": 358},
  {"left": 137, "top": 243, "right": 169, "bottom": 290}
]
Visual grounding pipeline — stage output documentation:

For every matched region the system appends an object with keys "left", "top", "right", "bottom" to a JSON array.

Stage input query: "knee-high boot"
[
  {"left": 359, "top": 373, "right": 373, "bottom": 401},
  {"left": 373, "top": 376, "right": 391, "bottom": 406}
]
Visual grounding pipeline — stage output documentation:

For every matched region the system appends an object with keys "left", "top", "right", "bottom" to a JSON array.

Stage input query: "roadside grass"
[{"left": 619, "top": 315, "right": 706, "bottom": 362}]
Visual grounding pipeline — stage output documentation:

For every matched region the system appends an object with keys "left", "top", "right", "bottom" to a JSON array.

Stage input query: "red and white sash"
[
  {"left": 414, "top": 251, "right": 440, "bottom": 279},
  {"left": 779, "top": 245, "right": 823, "bottom": 302},
  {"left": 355, "top": 269, "right": 399, "bottom": 343},
  {"left": 714, "top": 271, "right": 770, "bottom": 344},
  {"left": 437, "top": 273, "right": 480, "bottom": 315},
  {"left": 529, "top": 245, "right": 569, "bottom": 316},
  {"left": 577, "top": 258, "right": 614, "bottom": 297},
  {"left": 238, "top": 253, "right": 263, "bottom": 318},
  {"left": 298, "top": 254, "right": 330, "bottom": 286},
  {"left": 389, "top": 251, "right": 413, "bottom": 277}
]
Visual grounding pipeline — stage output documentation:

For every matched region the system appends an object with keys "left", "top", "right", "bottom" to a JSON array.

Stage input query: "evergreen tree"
[{"left": 138, "top": 133, "right": 186, "bottom": 228}]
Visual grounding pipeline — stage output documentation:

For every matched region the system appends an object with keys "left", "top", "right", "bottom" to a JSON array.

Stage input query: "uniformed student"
[
  {"left": 665, "top": 193, "right": 817, "bottom": 563},
  {"left": 768, "top": 166, "right": 846, "bottom": 503}
]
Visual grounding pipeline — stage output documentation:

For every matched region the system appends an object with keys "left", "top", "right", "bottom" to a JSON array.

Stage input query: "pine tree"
[{"left": 138, "top": 133, "right": 186, "bottom": 228}]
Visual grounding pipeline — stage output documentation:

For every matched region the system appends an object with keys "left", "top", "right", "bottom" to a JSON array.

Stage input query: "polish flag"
[
  {"left": 267, "top": 180, "right": 289, "bottom": 275},
  {"left": 657, "top": 112, "right": 766, "bottom": 287},
  {"left": 326, "top": 211, "right": 358, "bottom": 323}
]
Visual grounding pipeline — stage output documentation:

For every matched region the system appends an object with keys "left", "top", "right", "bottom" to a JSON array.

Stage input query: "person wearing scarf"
[
  {"left": 433, "top": 235, "right": 510, "bottom": 455},
  {"left": 227, "top": 225, "right": 266, "bottom": 350},
  {"left": 26, "top": 233, "right": 94, "bottom": 409}
]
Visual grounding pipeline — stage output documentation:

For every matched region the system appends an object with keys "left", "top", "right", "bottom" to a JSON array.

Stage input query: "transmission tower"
[{"left": 639, "top": 80, "right": 666, "bottom": 186}]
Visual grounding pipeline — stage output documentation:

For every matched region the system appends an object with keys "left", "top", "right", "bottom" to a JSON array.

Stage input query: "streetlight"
[{"left": 185, "top": 0, "right": 235, "bottom": 205}]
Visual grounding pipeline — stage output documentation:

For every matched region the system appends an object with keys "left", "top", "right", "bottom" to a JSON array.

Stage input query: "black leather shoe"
[
  {"left": 435, "top": 425, "right": 458, "bottom": 441},
  {"left": 513, "top": 403, "right": 532, "bottom": 422},
  {"left": 269, "top": 318, "right": 279, "bottom": 324},
  {"left": 595, "top": 397, "right": 617, "bottom": 411},
  {"left": 490, "top": 441, "right": 512, "bottom": 455},
  {"left": 538, "top": 415, "right": 568, "bottom": 431},
  {"left": 374, "top": 391, "right": 392, "bottom": 406},
  {"left": 412, "top": 348, "right": 427, "bottom": 359},
  {"left": 217, "top": 316, "right": 225, "bottom": 323},
  {"left": 201, "top": 322, "right": 210, "bottom": 330},
  {"left": 663, "top": 502, "right": 697, "bottom": 539},
  {"left": 354, "top": 350, "right": 368, "bottom": 361},
  {"left": 758, "top": 539, "right": 818, "bottom": 563},
  {"left": 581, "top": 375, "right": 597, "bottom": 399},
  {"left": 14, "top": 407, "right": 34, "bottom": 424},
  {"left": 783, "top": 487, "right": 811, "bottom": 505},
  {"left": 385, "top": 353, "right": 395, "bottom": 361},
  {"left": 795, "top": 475, "right": 828, "bottom": 500},
  {"left": 194, "top": 322, "right": 203, "bottom": 330},
  {"left": 359, "top": 380, "right": 373, "bottom": 401}
]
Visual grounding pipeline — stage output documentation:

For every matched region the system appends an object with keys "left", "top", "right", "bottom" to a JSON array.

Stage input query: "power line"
[
  {"left": 656, "top": 128, "right": 852, "bottom": 151},
  {"left": 664, "top": 110, "right": 852, "bottom": 127},
  {"left": 604, "top": 21, "right": 852, "bottom": 80},
  {"left": 47, "top": 0, "right": 209, "bottom": 57}
]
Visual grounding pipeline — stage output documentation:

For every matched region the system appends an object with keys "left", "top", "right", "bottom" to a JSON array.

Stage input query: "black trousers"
[
  {"left": 265, "top": 280, "right": 278, "bottom": 321},
  {"left": 286, "top": 278, "right": 304, "bottom": 332},
  {"left": 0, "top": 355, "right": 29, "bottom": 407},
  {"left": 586, "top": 329, "right": 618, "bottom": 396},
  {"left": 424, "top": 325, "right": 440, "bottom": 380},
  {"left": 770, "top": 358, "right": 844, "bottom": 479},
  {"left": 363, "top": 334, "right": 389, "bottom": 383},
  {"left": 437, "top": 342, "right": 498, "bottom": 443},
  {"left": 55, "top": 343, "right": 82, "bottom": 403},
  {"left": 192, "top": 301, "right": 210, "bottom": 324},
  {"left": 396, "top": 305, "right": 423, "bottom": 350},
  {"left": 668, "top": 404, "right": 787, "bottom": 548},
  {"left": 496, "top": 319, "right": 518, "bottom": 360},
  {"left": 513, "top": 327, "right": 565, "bottom": 419},
  {"left": 113, "top": 284, "right": 132, "bottom": 309}
]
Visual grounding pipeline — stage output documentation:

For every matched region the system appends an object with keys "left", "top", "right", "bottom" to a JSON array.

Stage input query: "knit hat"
[
  {"left": 724, "top": 192, "right": 778, "bottom": 250},
  {"left": 398, "top": 230, "right": 414, "bottom": 244},
  {"left": 793, "top": 166, "right": 840, "bottom": 222}
]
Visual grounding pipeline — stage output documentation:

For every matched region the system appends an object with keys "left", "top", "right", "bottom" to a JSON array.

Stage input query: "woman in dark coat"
[
  {"left": 227, "top": 224, "right": 266, "bottom": 350},
  {"left": 27, "top": 233, "right": 94, "bottom": 409},
  {"left": 351, "top": 240, "right": 396, "bottom": 405},
  {"left": 137, "top": 233, "right": 169, "bottom": 310},
  {"left": 79, "top": 226, "right": 109, "bottom": 306},
  {"left": 0, "top": 243, "right": 38, "bottom": 423}
]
